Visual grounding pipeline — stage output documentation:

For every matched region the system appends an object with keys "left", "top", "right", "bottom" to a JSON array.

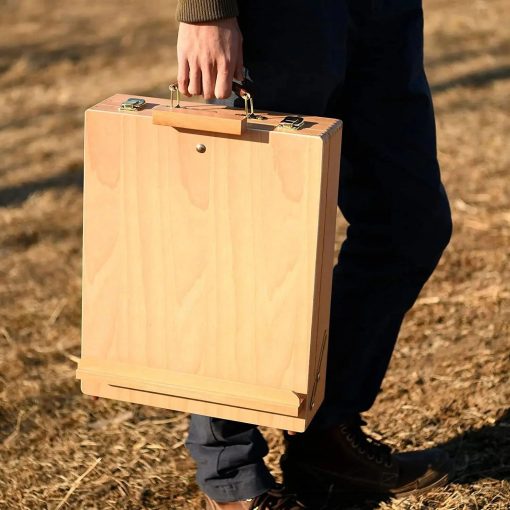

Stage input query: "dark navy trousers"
[{"left": 185, "top": 0, "right": 452, "bottom": 502}]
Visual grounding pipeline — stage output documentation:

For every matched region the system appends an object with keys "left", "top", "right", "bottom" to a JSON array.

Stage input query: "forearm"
[{"left": 176, "top": 0, "right": 239, "bottom": 23}]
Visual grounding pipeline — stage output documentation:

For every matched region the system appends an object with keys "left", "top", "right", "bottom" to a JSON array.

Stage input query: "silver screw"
[{"left": 196, "top": 144, "right": 206, "bottom": 153}]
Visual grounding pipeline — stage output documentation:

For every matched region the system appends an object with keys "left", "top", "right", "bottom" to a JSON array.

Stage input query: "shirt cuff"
[{"left": 176, "top": 0, "right": 239, "bottom": 23}]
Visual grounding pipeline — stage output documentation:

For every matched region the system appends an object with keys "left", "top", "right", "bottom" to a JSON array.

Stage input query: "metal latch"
[
  {"left": 277, "top": 115, "right": 305, "bottom": 131},
  {"left": 232, "top": 85, "right": 266, "bottom": 120},
  {"left": 309, "top": 330, "right": 328, "bottom": 410},
  {"left": 166, "top": 82, "right": 266, "bottom": 120},
  {"left": 169, "top": 84, "right": 181, "bottom": 109},
  {"left": 119, "top": 98, "right": 146, "bottom": 112}
]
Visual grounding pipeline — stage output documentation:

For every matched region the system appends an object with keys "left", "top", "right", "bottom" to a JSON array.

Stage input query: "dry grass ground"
[{"left": 0, "top": 0, "right": 509, "bottom": 508}]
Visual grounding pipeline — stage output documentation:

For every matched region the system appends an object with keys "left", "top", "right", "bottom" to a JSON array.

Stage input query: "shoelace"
[
  {"left": 339, "top": 418, "right": 393, "bottom": 468},
  {"left": 249, "top": 485, "right": 306, "bottom": 510}
]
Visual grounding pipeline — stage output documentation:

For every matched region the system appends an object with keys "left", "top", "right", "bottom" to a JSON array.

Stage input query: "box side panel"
[
  {"left": 303, "top": 133, "right": 330, "bottom": 407},
  {"left": 305, "top": 125, "right": 343, "bottom": 425}
]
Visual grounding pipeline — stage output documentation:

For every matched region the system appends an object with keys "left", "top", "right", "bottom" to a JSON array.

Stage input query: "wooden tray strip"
[{"left": 77, "top": 358, "right": 304, "bottom": 417}]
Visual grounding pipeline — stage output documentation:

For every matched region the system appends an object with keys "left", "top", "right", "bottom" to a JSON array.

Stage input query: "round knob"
[{"left": 196, "top": 144, "right": 206, "bottom": 153}]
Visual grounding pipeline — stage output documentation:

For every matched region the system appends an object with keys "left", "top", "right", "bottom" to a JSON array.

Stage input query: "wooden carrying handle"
[{"left": 152, "top": 82, "right": 254, "bottom": 136}]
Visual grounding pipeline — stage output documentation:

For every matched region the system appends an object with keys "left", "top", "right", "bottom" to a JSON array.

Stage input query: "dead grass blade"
[{"left": 53, "top": 457, "right": 102, "bottom": 510}]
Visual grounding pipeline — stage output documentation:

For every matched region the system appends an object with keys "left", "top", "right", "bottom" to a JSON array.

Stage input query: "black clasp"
[{"left": 277, "top": 115, "right": 305, "bottom": 131}]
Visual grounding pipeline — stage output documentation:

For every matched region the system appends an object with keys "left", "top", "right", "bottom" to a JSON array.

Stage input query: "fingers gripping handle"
[{"left": 152, "top": 82, "right": 262, "bottom": 136}]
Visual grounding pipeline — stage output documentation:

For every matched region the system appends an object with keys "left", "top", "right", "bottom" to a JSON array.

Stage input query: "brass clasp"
[{"left": 119, "top": 97, "right": 146, "bottom": 112}]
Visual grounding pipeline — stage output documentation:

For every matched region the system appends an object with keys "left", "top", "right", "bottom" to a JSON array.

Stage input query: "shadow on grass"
[
  {"left": 310, "top": 409, "right": 510, "bottom": 509},
  {"left": 431, "top": 65, "right": 510, "bottom": 93},
  {"left": 442, "top": 409, "right": 510, "bottom": 484},
  {"left": 0, "top": 163, "right": 83, "bottom": 208}
]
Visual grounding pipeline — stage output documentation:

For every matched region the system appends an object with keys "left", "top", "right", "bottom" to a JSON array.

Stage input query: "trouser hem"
[{"left": 199, "top": 464, "right": 276, "bottom": 503}]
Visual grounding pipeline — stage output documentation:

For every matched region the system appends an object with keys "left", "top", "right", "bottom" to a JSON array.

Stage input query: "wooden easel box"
[{"left": 77, "top": 94, "right": 342, "bottom": 432}]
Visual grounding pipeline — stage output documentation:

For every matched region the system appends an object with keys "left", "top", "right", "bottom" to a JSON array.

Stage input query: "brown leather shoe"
[
  {"left": 204, "top": 484, "right": 307, "bottom": 509},
  {"left": 281, "top": 417, "right": 452, "bottom": 505}
]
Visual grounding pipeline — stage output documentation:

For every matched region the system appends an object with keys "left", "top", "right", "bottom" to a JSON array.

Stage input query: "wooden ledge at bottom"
[
  {"left": 77, "top": 358, "right": 305, "bottom": 417},
  {"left": 81, "top": 378, "right": 308, "bottom": 432}
]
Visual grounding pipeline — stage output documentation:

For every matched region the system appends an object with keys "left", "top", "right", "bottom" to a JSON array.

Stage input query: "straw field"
[{"left": 0, "top": 0, "right": 509, "bottom": 508}]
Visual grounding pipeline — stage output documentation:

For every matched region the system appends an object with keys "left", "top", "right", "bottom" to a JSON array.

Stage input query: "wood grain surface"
[
  {"left": 79, "top": 94, "right": 342, "bottom": 430},
  {"left": 152, "top": 105, "right": 247, "bottom": 135}
]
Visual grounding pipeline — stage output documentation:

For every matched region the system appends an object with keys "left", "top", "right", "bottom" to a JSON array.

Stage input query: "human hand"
[{"left": 177, "top": 17, "right": 244, "bottom": 100}]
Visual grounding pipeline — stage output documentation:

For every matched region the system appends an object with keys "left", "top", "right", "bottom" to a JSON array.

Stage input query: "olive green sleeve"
[{"left": 176, "top": 0, "right": 239, "bottom": 23}]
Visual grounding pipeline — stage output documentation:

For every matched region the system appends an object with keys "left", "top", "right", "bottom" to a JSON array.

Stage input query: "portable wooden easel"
[{"left": 77, "top": 88, "right": 342, "bottom": 432}]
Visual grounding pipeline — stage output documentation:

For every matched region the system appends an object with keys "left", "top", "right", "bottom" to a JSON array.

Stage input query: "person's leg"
[
  {"left": 309, "top": 0, "right": 452, "bottom": 430},
  {"left": 280, "top": 0, "right": 453, "bottom": 502},
  {"left": 185, "top": 1, "right": 350, "bottom": 502},
  {"left": 185, "top": 416, "right": 276, "bottom": 502}
]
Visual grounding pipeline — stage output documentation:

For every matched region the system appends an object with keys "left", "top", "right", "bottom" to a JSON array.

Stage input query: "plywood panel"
[
  {"left": 307, "top": 127, "right": 343, "bottom": 422},
  {"left": 79, "top": 94, "right": 342, "bottom": 431}
]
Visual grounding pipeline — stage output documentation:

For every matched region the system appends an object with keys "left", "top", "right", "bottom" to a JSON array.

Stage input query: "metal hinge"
[{"left": 309, "top": 329, "right": 328, "bottom": 409}]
